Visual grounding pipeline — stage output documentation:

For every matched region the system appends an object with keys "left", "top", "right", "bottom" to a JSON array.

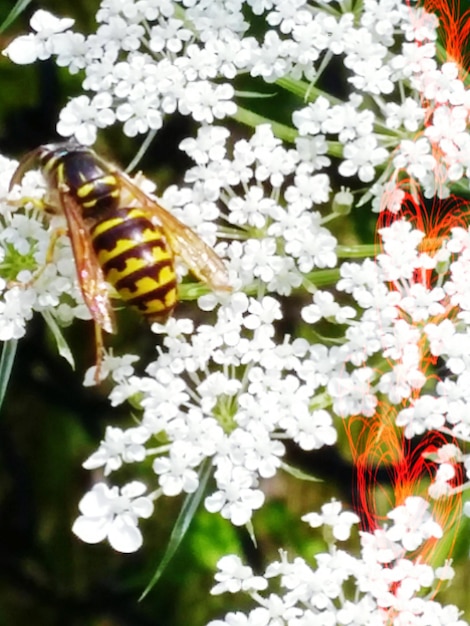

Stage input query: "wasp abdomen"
[
  {"left": 75, "top": 174, "right": 120, "bottom": 212},
  {"left": 91, "top": 208, "right": 177, "bottom": 322}
]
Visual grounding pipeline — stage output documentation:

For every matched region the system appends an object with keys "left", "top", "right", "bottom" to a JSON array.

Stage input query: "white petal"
[
  {"left": 78, "top": 483, "right": 115, "bottom": 515},
  {"left": 131, "top": 497, "right": 154, "bottom": 519},
  {"left": 30, "top": 9, "right": 74, "bottom": 33},
  {"left": 74, "top": 124, "right": 97, "bottom": 146},
  {"left": 72, "top": 515, "right": 111, "bottom": 544},
  {"left": 333, "top": 523, "right": 351, "bottom": 541},
  {"left": 121, "top": 480, "right": 147, "bottom": 498},
  {"left": 108, "top": 516, "right": 143, "bottom": 553},
  {"left": 56, "top": 119, "right": 76, "bottom": 138},
  {"left": 229, "top": 503, "right": 252, "bottom": 526},
  {"left": 205, "top": 492, "right": 225, "bottom": 513},
  {"left": 3, "top": 35, "right": 40, "bottom": 64},
  {"left": 93, "top": 91, "right": 113, "bottom": 108}
]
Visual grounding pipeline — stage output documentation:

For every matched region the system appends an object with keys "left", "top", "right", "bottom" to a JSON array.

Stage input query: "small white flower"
[
  {"left": 386, "top": 496, "right": 443, "bottom": 551},
  {"left": 3, "top": 10, "right": 74, "bottom": 64},
  {"left": 57, "top": 93, "right": 115, "bottom": 144},
  {"left": 384, "top": 98, "right": 425, "bottom": 132},
  {"left": 83, "top": 425, "right": 149, "bottom": 475},
  {"left": 97, "top": 16, "right": 145, "bottom": 52},
  {"left": 303, "top": 500, "right": 360, "bottom": 541},
  {"left": 72, "top": 482, "right": 154, "bottom": 553},
  {"left": 339, "top": 135, "right": 389, "bottom": 182},
  {"left": 302, "top": 291, "right": 355, "bottom": 324},
  {"left": 115, "top": 87, "right": 163, "bottom": 137},
  {"left": 179, "top": 81, "right": 236, "bottom": 124},
  {"left": 393, "top": 137, "right": 437, "bottom": 182},
  {"left": 84, "top": 352, "right": 139, "bottom": 387},
  {"left": 428, "top": 463, "right": 456, "bottom": 498},
  {"left": 211, "top": 555, "right": 268, "bottom": 595},
  {"left": 205, "top": 461, "right": 264, "bottom": 526},
  {"left": 152, "top": 440, "right": 202, "bottom": 496},
  {"left": 280, "top": 407, "right": 337, "bottom": 451},
  {"left": 0, "top": 286, "right": 36, "bottom": 340}
]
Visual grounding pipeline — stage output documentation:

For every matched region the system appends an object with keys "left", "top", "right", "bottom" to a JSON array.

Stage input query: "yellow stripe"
[
  {"left": 112, "top": 263, "right": 175, "bottom": 293},
  {"left": 142, "top": 290, "right": 178, "bottom": 315}
]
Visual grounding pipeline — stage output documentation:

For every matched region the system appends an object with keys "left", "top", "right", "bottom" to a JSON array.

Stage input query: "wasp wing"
[
  {"left": 59, "top": 190, "right": 116, "bottom": 334},
  {"left": 143, "top": 205, "right": 232, "bottom": 292},
  {"left": 119, "top": 174, "right": 231, "bottom": 292}
]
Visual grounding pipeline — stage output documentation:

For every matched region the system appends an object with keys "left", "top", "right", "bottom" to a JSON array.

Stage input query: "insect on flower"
[{"left": 9, "top": 142, "right": 232, "bottom": 380}]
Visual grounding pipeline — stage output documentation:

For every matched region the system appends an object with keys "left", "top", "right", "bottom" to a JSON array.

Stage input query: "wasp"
[{"left": 9, "top": 142, "right": 231, "bottom": 379}]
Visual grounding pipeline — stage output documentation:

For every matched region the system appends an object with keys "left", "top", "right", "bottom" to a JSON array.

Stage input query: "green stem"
[
  {"left": 337, "top": 244, "right": 378, "bottom": 258},
  {"left": 125, "top": 129, "right": 158, "bottom": 173},
  {"left": 275, "top": 76, "right": 342, "bottom": 105},
  {"left": 303, "top": 268, "right": 341, "bottom": 288},
  {"left": 233, "top": 105, "right": 344, "bottom": 158},
  {"left": 232, "top": 106, "right": 298, "bottom": 142}
]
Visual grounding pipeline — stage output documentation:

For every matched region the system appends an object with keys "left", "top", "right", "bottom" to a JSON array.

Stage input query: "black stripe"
[
  {"left": 101, "top": 241, "right": 170, "bottom": 274},
  {"left": 123, "top": 280, "right": 178, "bottom": 313},
  {"left": 115, "top": 261, "right": 174, "bottom": 293},
  {"left": 92, "top": 216, "right": 162, "bottom": 252}
]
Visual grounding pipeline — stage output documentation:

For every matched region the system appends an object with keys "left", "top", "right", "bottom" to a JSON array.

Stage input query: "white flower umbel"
[
  {"left": 70, "top": 205, "right": 470, "bottom": 551},
  {"left": 2, "top": 1, "right": 470, "bottom": 597},
  {"left": 1, "top": 0, "right": 459, "bottom": 205},
  {"left": 206, "top": 498, "right": 467, "bottom": 626},
  {"left": 5, "top": 116, "right": 469, "bottom": 551}
]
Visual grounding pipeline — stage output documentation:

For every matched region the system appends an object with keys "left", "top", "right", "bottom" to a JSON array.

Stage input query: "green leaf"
[
  {"left": 0, "top": 340, "right": 17, "bottom": 411},
  {"left": 244, "top": 519, "right": 257, "bottom": 547},
  {"left": 140, "top": 458, "right": 213, "bottom": 600},
  {"left": 282, "top": 461, "right": 322, "bottom": 482},
  {"left": 41, "top": 311, "right": 75, "bottom": 369},
  {"left": 0, "top": 0, "right": 33, "bottom": 34},
  {"left": 235, "top": 90, "right": 277, "bottom": 99}
]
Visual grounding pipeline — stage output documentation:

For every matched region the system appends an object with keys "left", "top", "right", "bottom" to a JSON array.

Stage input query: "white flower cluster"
[
  {"left": 64, "top": 122, "right": 341, "bottom": 549},
  {"left": 71, "top": 207, "right": 470, "bottom": 552},
  {"left": 77, "top": 289, "right": 339, "bottom": 534},
  {"left": 4, "top": 0, "right": 467, "bottom": 203},
  {"left": 0, "top": 157, "right": 91, "bottom": 340},
  {"left": 207, "top": 498, "right": 467, "bottom": 626}
]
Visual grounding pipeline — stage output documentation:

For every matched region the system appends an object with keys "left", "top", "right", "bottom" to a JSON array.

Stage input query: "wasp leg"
[
  {"left": 7, "top": 195, "right": 47, "bottom": 210},
  {"left": 45, "top": 227, "right": 67, "bottom": 262},
  {"left": 93, "top": 321, "right": 105, "bottom": 384}
]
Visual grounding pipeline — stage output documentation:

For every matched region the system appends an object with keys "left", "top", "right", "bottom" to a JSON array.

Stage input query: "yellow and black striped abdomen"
[{"left": 90, "top": 207, "right": 177, "bottom": 322}]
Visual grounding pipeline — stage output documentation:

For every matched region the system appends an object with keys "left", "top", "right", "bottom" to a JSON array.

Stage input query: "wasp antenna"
[{"left": 9, "top": 146, "right": 43, "bottom": 191}]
